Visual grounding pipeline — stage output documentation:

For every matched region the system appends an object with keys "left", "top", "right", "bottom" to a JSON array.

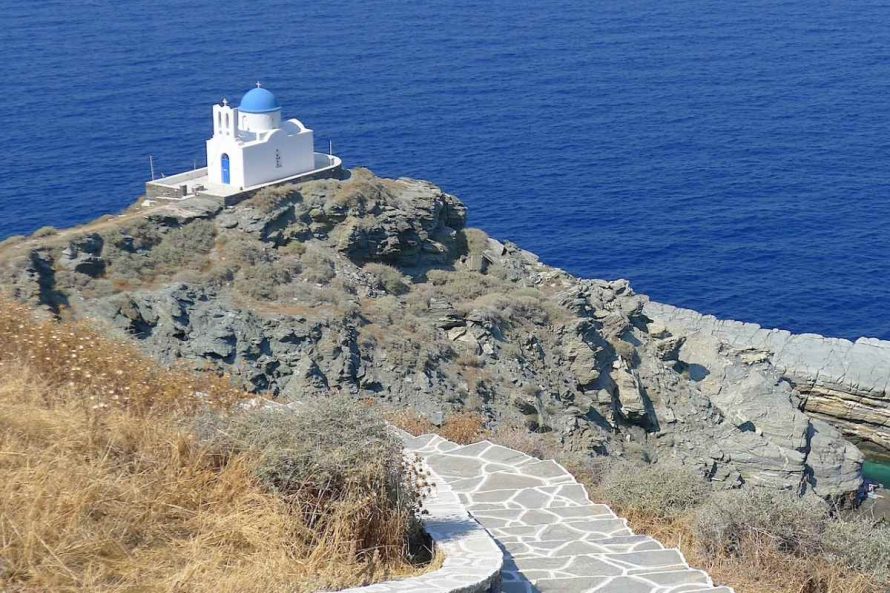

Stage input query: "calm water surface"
[{"left": 2, "top": 1, "right": 890, "bottom": 339}]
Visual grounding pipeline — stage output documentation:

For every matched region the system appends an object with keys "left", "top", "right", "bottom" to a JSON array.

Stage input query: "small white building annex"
[{"left": 207, "top": 84, "right": 316, "bottom": 188}]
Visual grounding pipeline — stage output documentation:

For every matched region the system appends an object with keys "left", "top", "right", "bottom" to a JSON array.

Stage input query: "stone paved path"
[{"left": 402, "top": 433, "right": 734, "bottom": 593}]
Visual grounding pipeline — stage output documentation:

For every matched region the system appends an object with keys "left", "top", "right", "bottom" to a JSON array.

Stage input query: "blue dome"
[{"left": 239, "top": 87, "right": 280, "bottom": 114}]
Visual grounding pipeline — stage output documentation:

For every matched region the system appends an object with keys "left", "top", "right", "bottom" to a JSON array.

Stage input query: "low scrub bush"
[
  {"left": 598, "top": 461, "right": 710, "bottom": 520},
  {"left": 685, "top": 487, "right": 888, "bottom": 592},
  {"left": 694, "top": 488, "right": 828, "bottom": 557},
  {"left": 148, "top": 219, "right": 216, "bottom": 268},
  {"left": 425, "top": 269, "right": 512, "bottom": 302},
  {"left": 218, "top": 233, "right": 269, "bottom": 268},
  {"left": 365, "top": 262, "right": 410, "bottom": 295},
  {"left": 385, "top": 408, "right": 437, "bottom": 436},
  {"left": 459, "top": 291, "right": 555, "bottom": 327},
  {"left": 439, "top": 410, "right": 488, "bottom": 444},
  {"left": 234, "top": 262, "right": 292, "bottom": 301},
  {"left": 246, "top": 184, "right": 298, "bottom": 212},
  {"left": 386, "top": 407, "right": 488, "bottom": 445},
  {"left": 279, "top": 239, "right": 307, "bottom": 257},
  {"left": 820, "top": 517, "right": 890, "bottom": 583},
  {"left": 0, "top": 234, "right": 25, "bottom": 250},
  {"left": 33, "top": 225, "right": 58, "bottom": 237},
  {"left": 491, "top": 423, "right": 562, "bottom": 460},
  {"left": 203, "top": 397, "right": 427, "bottom": 566},
  {"left": 207, "top": 398, "right": 419, "bottom": 503},
  {"left": 299, "top": 245, "right": 337, "bottom": 283},
  {"left": 461, "top": 228, "right": 490, "bottom": 257},
  {"left": 106, "top": 220, "right": 216, "bottom": 281}
]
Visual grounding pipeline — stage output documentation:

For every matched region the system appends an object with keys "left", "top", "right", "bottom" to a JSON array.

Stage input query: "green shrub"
[
  {"left": 246, "top": 184, "right": 298, "bottom": 213},
  {"left": 598, "top": 461, "right": 710, "bottom": 520},
  {"left": 491, "top": 424, "right": 563, "bottom": 460},
  {"left": 425, "top": 269, "right": 511, "bottom": 302},
  {"left": 822, "top": 517, "right": 890, "bottom": 583},
  {"left": 299, "top": 246, "right": 336, "bottom": 283},
  {"left": 234, "top": 263, "right": 291, "bottom": 300},
  {"left": 33, "top": 226, "right": 58, "bottom": 238},
  {"left": 279, "top": 240, "right": 306, "bottom": 257},
  {"left": 694, "top": 488, "right": 828, "bottom": 557},
  {"left": 218, "top": 233, "right": 268, "bottom": 268},
  {"left": 106, "top": 220, "right": 216, "bottom": 280},
  {"left": 364, "top": 262, "right": 410, "bottom": 295},
  {"left": 202, "top": 397, "right": 422, "bottom": 511},
  {"left": 611, "top": 338, "right": 638, "bottom": 364},
  {"left": 460, "top": 291, "right": 554, "bottom": 326},
  {"left": 461, "top": 228, "right": 490, "bottom": 257},
  {"left": 149, "top": 220, "right": 216, "bottom": 267}
]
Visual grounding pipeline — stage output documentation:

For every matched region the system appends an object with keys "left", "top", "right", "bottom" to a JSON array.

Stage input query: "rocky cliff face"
[
  {"left": 0, "top": 168, "right": 864, "bottom": 500},
  {"left": 646, "top": 302, "right": 890, "bottom": 457}
]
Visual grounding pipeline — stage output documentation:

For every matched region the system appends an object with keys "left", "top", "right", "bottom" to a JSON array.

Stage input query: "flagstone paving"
[{"left": 401, "top": 433, "right": 734, "bottom": 593}]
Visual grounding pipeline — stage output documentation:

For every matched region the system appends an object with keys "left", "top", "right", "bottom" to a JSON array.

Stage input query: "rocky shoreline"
[{"left": 0, "top": 169, "right": 874, "bottom": 503}]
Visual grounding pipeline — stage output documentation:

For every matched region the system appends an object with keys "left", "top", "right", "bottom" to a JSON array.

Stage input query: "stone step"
[
  {"left": 503, "top": 548, "right": 689, "bottom": 579},
  {"left": 491, "top": 517, "right": 633, "bottom": 542},
  {"left": 467, "top": 459, "right": 576, "bottom": 485},
  {"left": 457, "top": 483, "right": 592, "bottom": 508},
  {"left": 511, "top": 459, "right": 578, "bottom": 481},
  {"left": 449, "top": 465, "right": 577, "bottom": 494},
  {"left": 446, "top": 440, "right": 538, "bottom": 465},
  {"left": 499, "top": 534, "right": 664, "bottom": 558},
  {"left": 500, "top": 581, "right": 732, "bottom": 593},
  {"left": 401, "top": 432, "right": 461, "bottom": 455},
  {"left": 470, "top": 504, "right": 617, "bottom": 528},
  {"left": 425, "top": 440, "right": 537, "bottom": 479},
  {"left": 530, "top": 569, "right": 712, "bottom": 592}
]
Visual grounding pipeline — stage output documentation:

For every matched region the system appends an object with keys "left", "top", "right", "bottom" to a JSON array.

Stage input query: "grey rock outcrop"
[
  {"left": 646, "top": 302, "right": 890, "bottom": 457},
  {"left": 658, "top": 317, "right": 863, "bottom": 497},
  {"left": 59, "top": 234, "right": 105, "bottom": 277}
]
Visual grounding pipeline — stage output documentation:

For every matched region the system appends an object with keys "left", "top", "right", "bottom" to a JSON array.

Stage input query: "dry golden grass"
[
  {"left": 0, "top": 299, "right": 431, "bottom": 593},
  {"left": 384, "top": 408, "right": 489, "bottom": 446},
  {"left": 489, "top": 424, "right": 563, "bottom": 461},
  {"left": 385, "top": 409, "right": 436, "bottom": 437}
]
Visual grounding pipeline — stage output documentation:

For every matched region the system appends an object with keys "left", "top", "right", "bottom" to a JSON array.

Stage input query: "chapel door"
[{"left": 221, "top": 154, "right": 230, "bottom": 184}]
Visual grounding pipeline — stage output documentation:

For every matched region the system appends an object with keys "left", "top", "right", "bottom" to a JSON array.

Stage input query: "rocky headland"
[{"left": 0, "top": 168, "right": 878, "bottom": 502}]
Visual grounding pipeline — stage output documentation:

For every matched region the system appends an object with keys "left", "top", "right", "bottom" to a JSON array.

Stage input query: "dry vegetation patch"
[
  {"left": 588, "top": 462, "right": 889, "bottom": 593},
  {"left": 384, "top": 408, "right": 489, "bottom": 446},
  {"left": 0, "top": 299, "right": 431, "bottom": 593}
]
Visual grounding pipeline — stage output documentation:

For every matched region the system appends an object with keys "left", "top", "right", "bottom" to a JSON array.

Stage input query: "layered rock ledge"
[{"left": 645, "top": 302, "right": 890, "bottom": 456}]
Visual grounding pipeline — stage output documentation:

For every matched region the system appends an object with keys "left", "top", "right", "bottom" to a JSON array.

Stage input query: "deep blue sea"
[{"left": 3, "top": 1, "right": 890, "bottom": 340}]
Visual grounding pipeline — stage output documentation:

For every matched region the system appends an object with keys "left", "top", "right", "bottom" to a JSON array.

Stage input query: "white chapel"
[
  {"left": 206, "top": 84, "right": 317, "bottom": 188},
  {"left": 145, "top": 84, "right": 340, "bottom": 201}
]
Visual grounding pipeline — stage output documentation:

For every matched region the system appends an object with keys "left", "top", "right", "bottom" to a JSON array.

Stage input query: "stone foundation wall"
[{"left": 145, "top": 183, "right": 185, "bottom": 199}]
